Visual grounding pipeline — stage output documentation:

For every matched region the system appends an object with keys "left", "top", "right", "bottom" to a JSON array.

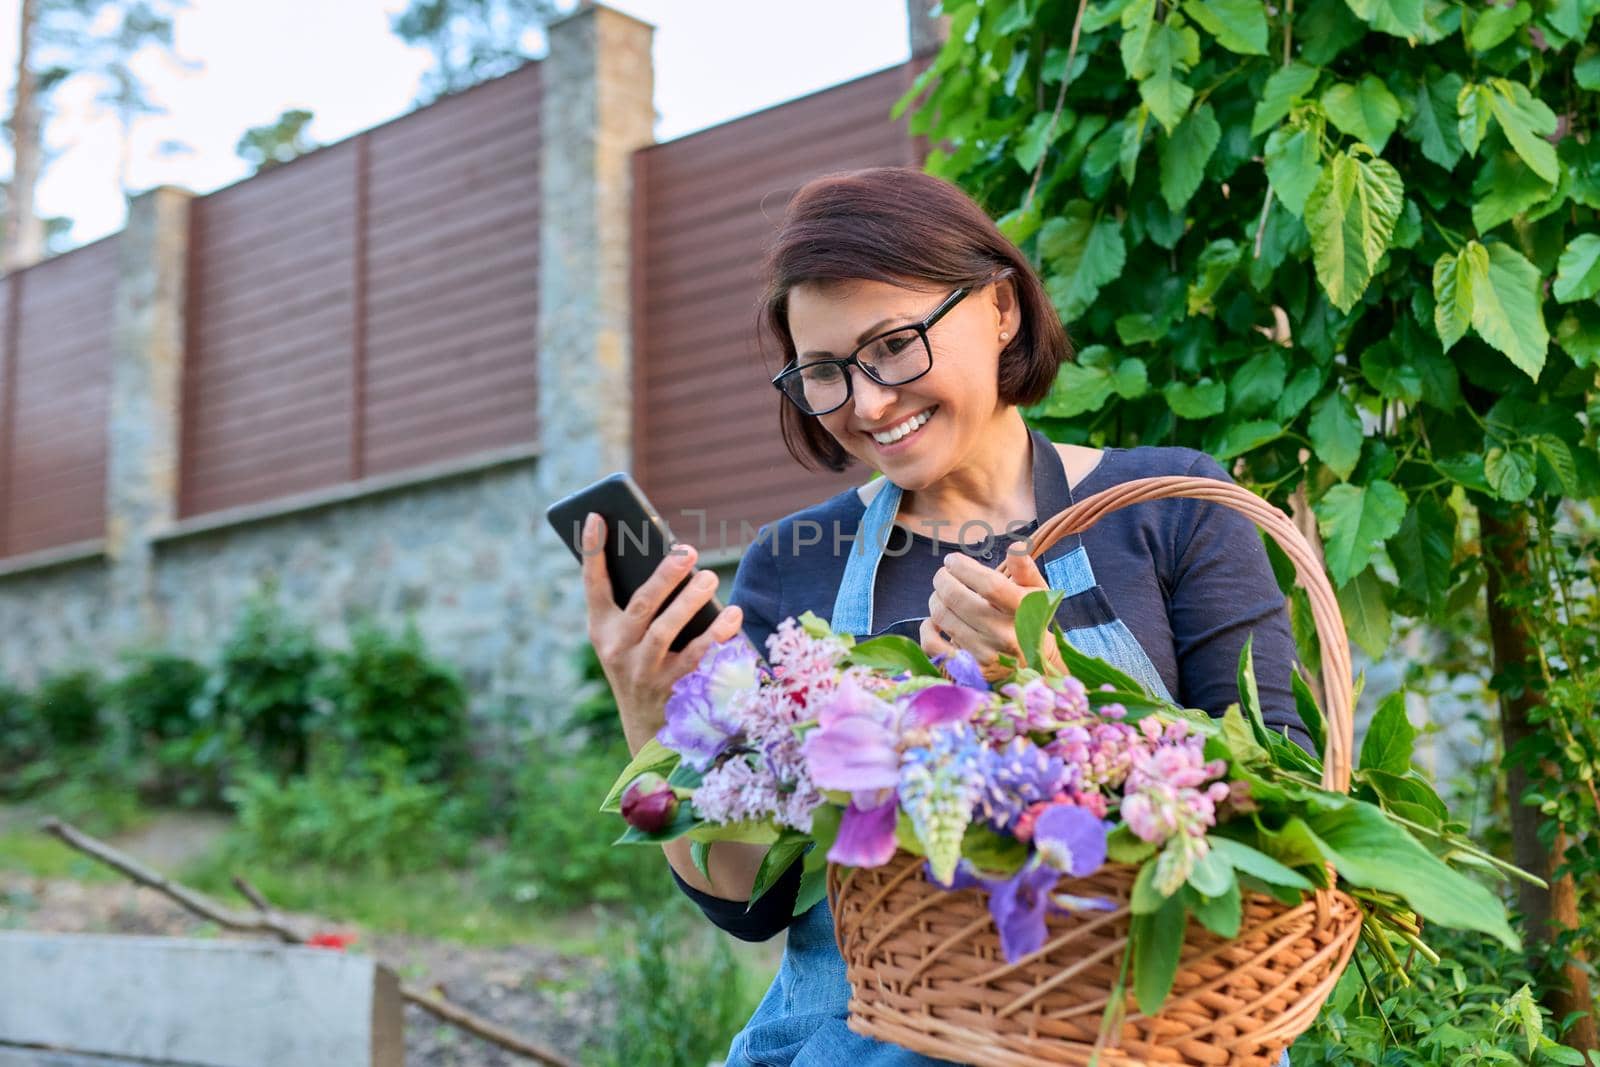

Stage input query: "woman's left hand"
[{"left": 919, "top": 543, "right": 1063, "bottom": 682}]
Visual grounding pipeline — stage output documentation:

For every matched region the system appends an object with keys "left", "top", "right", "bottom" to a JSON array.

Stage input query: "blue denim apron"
[{"left": 723, "top": 468, "right": 1181, "bottom": 1067}]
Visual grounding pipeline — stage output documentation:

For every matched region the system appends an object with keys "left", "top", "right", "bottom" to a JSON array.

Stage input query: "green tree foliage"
[
  {"left": 390, "top": 0, "right": 564, "bottom": 103},
  {"left": 234, "top": 108, "right": 317, "bottom": 174},
  {"left": 903, "top": 0, "right": 1598, "bottom": 1043}
]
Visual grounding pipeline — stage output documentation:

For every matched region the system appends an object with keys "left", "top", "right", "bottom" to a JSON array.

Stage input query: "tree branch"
[{"left": 40, "top": 817, "right": 579, "bottom": 1067}]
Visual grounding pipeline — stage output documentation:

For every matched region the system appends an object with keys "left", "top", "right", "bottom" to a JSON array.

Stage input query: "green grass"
[
  {"left": 0, "top": 828, "right": 120, "bottom": 881},
  {"left": 180, "top": 839, "right": 613, "bottom": 951}
]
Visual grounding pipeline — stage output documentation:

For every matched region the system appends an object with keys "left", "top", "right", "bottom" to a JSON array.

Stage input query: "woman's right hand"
[{"left": 579, "top": 512, "right": 745, "bottom": 755}]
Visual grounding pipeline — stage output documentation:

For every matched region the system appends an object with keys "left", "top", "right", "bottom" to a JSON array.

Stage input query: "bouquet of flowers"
[{"left": 602, "top": 588, "right": 1535, "bottom": 1060}]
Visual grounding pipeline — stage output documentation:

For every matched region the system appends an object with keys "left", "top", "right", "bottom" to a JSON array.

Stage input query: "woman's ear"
[{"left": 991, "top": 276, "right": 1023, "bottom": 344}]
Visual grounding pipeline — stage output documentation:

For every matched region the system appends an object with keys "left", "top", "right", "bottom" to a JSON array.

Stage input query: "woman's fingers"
[
  {"left": 580, "top": 514, "right": 618, "bottom": 633},
  {"left": 641, "top": 567, "right": 720, "bottom": 658},
  {"left": 618, "top": 541, "right": 699, "bottom": 636},
  {"left": 918, "top": 616, "right": 958, "bottom": 660},
  {"left": 676, "top": 603, "right": 747, "bottom": 669}
]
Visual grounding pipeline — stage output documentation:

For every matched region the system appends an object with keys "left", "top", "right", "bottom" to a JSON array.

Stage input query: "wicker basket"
[{"left": 826, "top": 476, "right": 1364, "bottom": 1066}]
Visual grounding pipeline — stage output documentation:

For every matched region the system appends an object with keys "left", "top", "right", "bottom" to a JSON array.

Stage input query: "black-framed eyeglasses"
[{"left": 771, "top": 287, "right": 972, "bottom": 416}]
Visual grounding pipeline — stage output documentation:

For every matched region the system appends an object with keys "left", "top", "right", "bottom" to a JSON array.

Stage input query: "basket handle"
[{"left": 1015, "top": 475, "right": 1353, "bottom": 794}]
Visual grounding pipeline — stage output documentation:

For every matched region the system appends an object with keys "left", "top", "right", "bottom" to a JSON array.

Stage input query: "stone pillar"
[
  {"left": 106, "top": 186, "right": 192, "bottom": 637},
  {"left": 906, "top": 0, "right": 951, "bottom": 58},
  {"left": 529, "top": 3, "right": 655, "bottom": 726}
]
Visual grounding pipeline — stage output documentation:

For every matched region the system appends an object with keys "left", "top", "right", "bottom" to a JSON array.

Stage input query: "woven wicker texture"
[{"left": 828, "top": 476, "right": 1364, "bottom": 1066}]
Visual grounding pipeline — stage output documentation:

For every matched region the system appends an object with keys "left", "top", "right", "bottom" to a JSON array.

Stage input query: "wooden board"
[{"left": 0, "top": 933, "right": 403, "bottom": 1067}]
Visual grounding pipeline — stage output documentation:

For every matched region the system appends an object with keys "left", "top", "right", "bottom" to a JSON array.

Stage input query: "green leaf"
[
  {"left": 1474, "top": 242, "right": 1550, "bottom": 379},
  {"left": 1577, "top": 47, "right": 1600, "bottom": 91},
  {"left": 1404, "top": 72, "right": 1464, "bottom": 170},
  {"left": 1390, "top": 494, "right": 1455, "bottom": 614},
  {"left": 1208, "top": 836, "right": 1314, "bottom": 889},
  {"left": 1344, "top": 0, "right": 1432, "bottom": 39},
  {"left": 749, "top": 836, "right": 809, "bottom": 906},
  {"left": 1132, "top": 892, "right": 1188, "bottom": 1014},
  {"left": 1164, "top": 378, "right": 1228, "bottom": 418},
  {"left": 1359, "top": 341, "right": 1423, "bottom": 402},
  {"left": 1251, "top": 62, "right": 1320, "bottom": 136},
  {"left": 1016, "top": 588, "right": 1066, "bottom": 672},
  {"left": 1554, "top": 234, "right": 1600, "bottom": 303},
  {"left": 1031, "top": 346, "right": 1147, "bottom": 417},
  {"left": 1221, "top": 704, "right": 1271, "bottom": 767},
  {"left": 1532, "top": 435, "right": 1578, "bottom": 496},
  {"left": 1485, "top": 445, "right": 1537, "bottom": 502},
  {"left": 1276, "top": 366, "right": 1324, "bottom": 421},
  {"left": 1159, "top": 103, "right": 1222, "bottom": 211},
  {"left": 1055, "top": 631, "right": 1151, "bottom": 695},
  {"left": 600, "top": 739, "right": 678, "bottom": 813},
  {"left": 1305, "top": 798, "right": 1520, "bottom": 948},
  {"left": 1359, "top": 691, "right": 1416, "bottom": 775},
  {"left": 1291, "top": 665, "right": 1328, "bottom": 756},
  {"left": 1315, "top": 480, "right": 1407, "bottom": 587},
  {"left": 1556, "top": 305, "right": 1600, "bottom": 367},
  {"left": 1227, "top": 351, "right": 1288, "bottom": 415},
  {"left": 1265, "top": 122, "right": 1322, "bottom": 218},
  {"left": 1115, "top": 312, "right": 1168, "bottom": 344},
  {"left": 1131, "top": 857, "right": 1168, "bottom": 914},
  {"left": 1108, "top": 825, "right": 1158, "bottom": 864},
  {"left": 1255, "top": 816, "right": 1333, "bottom": 871},
  {"left": 1457, "top": 82, "right": 1495, "bottom": 157},
  {"left": 1320, "top": 76, "right": 1402, "bottom": 152},
  {"left": 1433, "top": 241, "right": 1548, "bottom": 378},
  {"left": 1236, "top": 637, "right": 1272, "bottom": 750},
  {"left": 1308, "top": 392, "right": 1364, "bottom": 480},
  {"left": 1186, "top": 239, "right": 1242, "bottom": 314},
  {"left": 1121, "top": 105, "right": 1151, "bottom": 185},
  {"left": 1305, "top": 150, "right": 1404, "bottom": 312},
  {"left": 1013, "top": 111, "right": 1065, "bottom": 172},
  {"left": 1486, "top": 78, "right": 1559, "bottom": 184},
  {"left": 847, "top": 633, "right": 940, "bottom": 676},
  {"left": 1471, "top": 150, "right": 1555, "bottom": 234},
  {"left": 1040, "top": 203, "right": 1128, "bottom": 321},
  {"left": 1336, "top": 567, "right": 1392, "bottom": 659},
  {"left": 1187, "top": 847, "right": 1235, "bottom": 898},
  {"left": 1432, "top": 244, "right": 1478, "bottom": 351},
  {"left": 690, "top": 839, "right": 712, "bottom": 880},
  {"left": 1210, "top": 419, "right": 1284, "bottom": 460},
  {"left": 1185, "top": 877, "right": 1243, "bottom": 938},
  {"left": 1465, "top": 0, "right": 1531, "bottom": 51},
  {"left": 1140, "top": 70, "right": 1197, "bottom": 133},
  {"left": 1185, "top": 0, "right": 1269, "bottom": 53},
  {"left": 961, "top": 823, "right": 1030, "bottom": 875}
]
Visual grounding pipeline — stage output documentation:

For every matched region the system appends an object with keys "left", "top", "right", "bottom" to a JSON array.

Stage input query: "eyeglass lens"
[{"left": 782, "top": 327, "right": 930, "bottom": 415}]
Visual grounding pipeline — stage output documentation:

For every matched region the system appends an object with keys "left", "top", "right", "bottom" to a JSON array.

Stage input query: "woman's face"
[{"left": 786, "top": 278, "right": 1020, "bottom": 490}]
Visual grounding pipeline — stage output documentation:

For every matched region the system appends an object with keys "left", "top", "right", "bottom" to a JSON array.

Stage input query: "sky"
[{"left": 0, "top": 0, "right": 912, "bottom": 247}]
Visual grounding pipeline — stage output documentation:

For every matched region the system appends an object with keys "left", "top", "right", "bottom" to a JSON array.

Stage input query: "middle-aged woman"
[{"left": 580, "top": 166, "right": 1307, "bottom": 1066}]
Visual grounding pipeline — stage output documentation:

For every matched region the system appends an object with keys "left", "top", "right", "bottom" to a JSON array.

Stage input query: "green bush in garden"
[
  {"left": 30, "top": 668, "right": 105, "bottom": 749},
  {"left": 111, "top": 649, "right": 208, "bottom": 744},
  {"left": 591, "top": 905, "right": 758, "bottom": 1067},
  {"left": 224, "top": 748, "right": 472, "bottom": 875},
  {"left": 486, "top": 739, "right": 673, "bottom": 910},
  {"left": 0, "top": 679, "right": 40, "bottom": 775},
  {"left": 315, "top": 618, "right": 469, "bottom": 782},
  {"left": 192, "top": 589, "right": 326, "bottom": 777}
]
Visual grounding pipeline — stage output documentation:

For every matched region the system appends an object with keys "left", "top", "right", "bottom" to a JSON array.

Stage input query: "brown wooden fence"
[
  {"left": 181, "top": 64, "right": 542, "bottom": 518},
  {"left": 0, "top": 237, "right": 118, "bottom": 558},
  {"left": 632, "top": 64, "right": 923, "bottom": 553}
]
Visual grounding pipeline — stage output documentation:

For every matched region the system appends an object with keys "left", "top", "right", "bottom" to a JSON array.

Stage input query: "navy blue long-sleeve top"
[{"left": 672, "top": 440, "right": 1308, "bottom": 941}]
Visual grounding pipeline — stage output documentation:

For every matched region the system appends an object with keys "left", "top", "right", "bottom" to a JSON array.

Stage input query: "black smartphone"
[{"left": 545, "top": 472, "right": 724, "bottom": 653}]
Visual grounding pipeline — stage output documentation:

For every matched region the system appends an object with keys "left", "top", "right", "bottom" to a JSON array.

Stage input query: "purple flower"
[
  {"left": 974, "top": 738, "right": 1073, "bottom": 832},
  {"left": 904, "top": 683, "right": 989, "bottom": 729},
  {"left": 801, "top": 677, "right": 902, "bottom": 793},
  {"left": 828, "top": 796, "right": 899, "bottom": 867},
  {"left": 987, "top": 861, "right": 1063, "bottom": 961},
  {"left": 934, "top": 649, "right": 989, "bottom": 691},
  {"left": 1031, "top": 804, "right": 1109, "bottom": 877},
  {"left": 657, "top": 638, "right": 758, "bottom": 771}
]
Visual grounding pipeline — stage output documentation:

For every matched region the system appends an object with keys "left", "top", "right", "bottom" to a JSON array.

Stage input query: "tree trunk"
[
  {"left": 4, "top": 0, "right": 46, "bottom": 271},
  {"left": 1482, "top": 507, "right": 1598, "bottom": 1052}
]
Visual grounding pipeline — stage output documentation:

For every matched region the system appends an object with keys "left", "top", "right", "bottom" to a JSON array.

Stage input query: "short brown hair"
[{"left": 760, "top": 167, "right": 1071, "bottom": 472}]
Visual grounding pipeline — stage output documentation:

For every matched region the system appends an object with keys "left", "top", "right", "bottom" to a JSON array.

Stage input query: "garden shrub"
[
  {"left": 225, "top": 748, "right": 472, "bottom": 875},
  {"left": 315, "top": 618, "right": 469, "bottom": 781},
  {"left": 112, "top": 649, "right": 208, "bottom": 744},
  {"left": 31, "top": 668, "right": 105, "bottom": 749},
  {"left": 193, "top": 589, "right": 325, "bottom": 776},
  {"left": 0, "top": 679, "right": 40, "bottom": 775}
]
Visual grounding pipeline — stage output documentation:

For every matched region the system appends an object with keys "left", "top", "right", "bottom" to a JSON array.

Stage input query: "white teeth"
[{"left": 872, "top": 409, "right": 933, "bottom": 444}]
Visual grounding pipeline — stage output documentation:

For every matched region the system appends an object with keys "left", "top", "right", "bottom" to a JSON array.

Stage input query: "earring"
[{"left": 999, "top": 331, "right": 1010, "bottom": 341}]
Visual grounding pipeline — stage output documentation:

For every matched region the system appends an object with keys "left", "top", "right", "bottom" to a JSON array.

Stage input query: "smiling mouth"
[{"left": 868, "top": 406, "right": 937, "bottom": 446}]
